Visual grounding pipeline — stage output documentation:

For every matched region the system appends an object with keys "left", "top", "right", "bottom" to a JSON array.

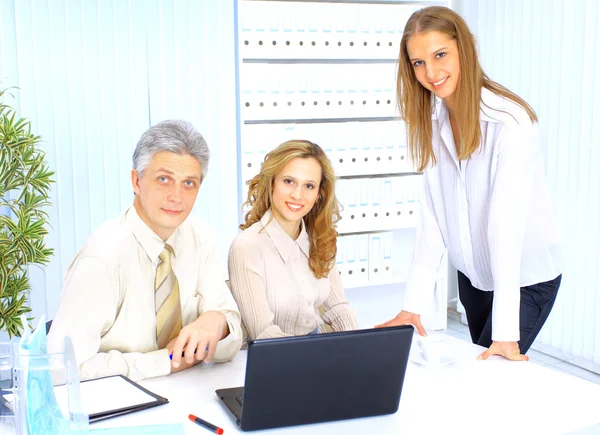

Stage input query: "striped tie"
[{"left": 155, "top": 244, "right": 182, "bottom": 349}]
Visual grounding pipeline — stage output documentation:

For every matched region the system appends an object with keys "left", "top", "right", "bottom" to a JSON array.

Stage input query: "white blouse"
[
  {"left": 403, "top": 87, "right": 562, "bottom": 342},
  {"left": 228, "top": 210, "right": 358, "bottom": 341}
]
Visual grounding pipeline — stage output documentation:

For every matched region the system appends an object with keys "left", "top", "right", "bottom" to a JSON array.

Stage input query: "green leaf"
[{"left": 0, "top": 87, "right": 54, "bottom": 337}]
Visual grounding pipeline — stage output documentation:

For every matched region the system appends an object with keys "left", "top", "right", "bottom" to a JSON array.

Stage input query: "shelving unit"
[{"left": 237, "top": 0, "right": 448, "bottom": 329}]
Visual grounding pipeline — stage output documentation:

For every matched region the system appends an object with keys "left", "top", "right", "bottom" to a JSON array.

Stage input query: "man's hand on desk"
[
  {"left": 168, "top": 311, "right": 229, "bottom": 371},
  {"left": 374, "top": 310, "right": 427, "bottom": 336},
  {"left": 167, "top": 336, "right": 201, "bottom": 373},
  {"left": 477, "top": 341, "right": 529, "bottom": 362}
]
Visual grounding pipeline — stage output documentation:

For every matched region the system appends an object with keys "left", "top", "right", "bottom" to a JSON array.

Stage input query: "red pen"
[{"left": 188, "top": 413, "right": 224, "bottom": 434}]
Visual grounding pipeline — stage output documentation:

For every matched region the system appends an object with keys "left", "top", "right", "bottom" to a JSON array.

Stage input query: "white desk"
[{"left": 95, "top": 335, "right": 600, "bottom": 435}]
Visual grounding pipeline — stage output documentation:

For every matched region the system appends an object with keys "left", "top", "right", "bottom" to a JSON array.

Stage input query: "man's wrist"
[{"left": 197, "top": 310, "right": 229, "bottom": 340}]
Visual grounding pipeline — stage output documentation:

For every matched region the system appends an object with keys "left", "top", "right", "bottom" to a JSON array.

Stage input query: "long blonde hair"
[
  {"left": 241, "top": 140, "right": 340, "bottom": 279},
  {"left": 397, "top": 6, "right": 537, "bottom": 171}
]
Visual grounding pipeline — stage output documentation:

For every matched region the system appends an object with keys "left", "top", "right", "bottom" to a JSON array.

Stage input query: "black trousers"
[{"left": 457, "top": 271, "right": 562, "bottom": 354}]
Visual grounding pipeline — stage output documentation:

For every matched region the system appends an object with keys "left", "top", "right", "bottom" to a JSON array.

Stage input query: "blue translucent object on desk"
[
  {"left": 13, "top": 315, "right": 88, "bottom": 435},
  {"left": 18, "top": 315, "right": 69, "bottom": 434}
]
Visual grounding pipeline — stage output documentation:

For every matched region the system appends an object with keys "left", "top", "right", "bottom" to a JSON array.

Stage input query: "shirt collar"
[
  {"left": 432, "top": 97, "right": 447, "bottom": 124},
  {"left": 431, "top": 87, "right": 504, "bottom": 124},
  {"left": 261, "top": 209, "right": 311, "bottom": 263},
  {"left": 126, "top": 205, "right": 180, "bottom": 263}
]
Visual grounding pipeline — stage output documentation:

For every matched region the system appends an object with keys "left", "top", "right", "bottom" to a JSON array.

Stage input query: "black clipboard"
[
  {"left": 81, "top": 375, "right": 169, "bottom": 423},
  {"left": 0, "top": 374, "right": 167, "bottom": 423}
]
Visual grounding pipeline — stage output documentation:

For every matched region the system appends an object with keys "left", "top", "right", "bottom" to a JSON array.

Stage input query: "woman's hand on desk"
[
  {"left": 477, "top": 341, "right": 529, "bottom": 362},
  {"left": 168, "top": 311, "right": 229, "bottom": 370},
  {"left": 375, "top": 310, "right": 427, "bottom": 336}
]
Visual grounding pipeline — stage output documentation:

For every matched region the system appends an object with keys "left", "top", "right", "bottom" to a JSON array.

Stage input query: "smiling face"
[
  {"left": 407, "top": 30, "right": 460, "bottom": 109},
  {"left": 131, "top": 150, "right": 202, "bottom": 241},
  {"left": 271, "top": 157, "right": 322, "bottom": 239}
]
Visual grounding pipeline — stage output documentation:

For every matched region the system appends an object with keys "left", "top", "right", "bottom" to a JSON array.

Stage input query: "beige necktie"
[{"left": 155, "top": 244, "right": 182, "bottom": 349}]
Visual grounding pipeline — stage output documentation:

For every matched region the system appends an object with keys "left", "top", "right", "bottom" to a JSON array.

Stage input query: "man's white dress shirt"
[{"left": 48, "top": 206, "right": 242, "bottom": 381}]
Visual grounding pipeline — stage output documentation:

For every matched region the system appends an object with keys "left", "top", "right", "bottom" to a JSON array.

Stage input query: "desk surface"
[{"left": 94, "top": 335, "right": 600, "bottom": 435}]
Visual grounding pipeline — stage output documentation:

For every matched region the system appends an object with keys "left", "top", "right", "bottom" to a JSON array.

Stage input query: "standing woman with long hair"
[
  {"left": 377, "top": 6, "right": 562, "bottom": 361},
  {"left": 228, "top": 140, "right": 358, "bottom": 342}
]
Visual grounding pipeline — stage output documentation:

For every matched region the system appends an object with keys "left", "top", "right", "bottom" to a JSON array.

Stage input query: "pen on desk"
[
  {"left": 189, "top": 413, "right": 224, "bottom": 434},
  {"left": 169, "top": 347, "right": 209, "bottom": 360}
]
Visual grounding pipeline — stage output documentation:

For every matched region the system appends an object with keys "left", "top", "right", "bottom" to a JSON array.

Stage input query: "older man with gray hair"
[{"left": 49, "top": 120, "right": 242, "bottom": 381}]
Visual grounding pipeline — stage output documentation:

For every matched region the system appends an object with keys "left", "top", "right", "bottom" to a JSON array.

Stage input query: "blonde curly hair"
[{"left": 240, "top": 140, "right": 340, "bottom": 279}]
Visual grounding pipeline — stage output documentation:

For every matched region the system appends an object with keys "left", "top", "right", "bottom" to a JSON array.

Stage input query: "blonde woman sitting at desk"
[{"left": 228, "top": 140, "right": 358, "bottom": 342}]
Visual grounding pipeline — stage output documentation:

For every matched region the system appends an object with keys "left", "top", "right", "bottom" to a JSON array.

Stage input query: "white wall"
[
  {"left": 455, "top": 0, "right": 600, "bottom": 371},
  {"left": 0, "top": 0, "right": 240, "bottom": 334}
]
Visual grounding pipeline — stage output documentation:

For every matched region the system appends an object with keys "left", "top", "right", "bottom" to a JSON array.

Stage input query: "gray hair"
[{"left": 132, "top": 120, "right": 210, "bottom": 181}]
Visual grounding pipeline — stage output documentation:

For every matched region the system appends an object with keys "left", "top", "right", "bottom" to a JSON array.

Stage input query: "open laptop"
[{"left": 216, "top": 325, "right": 413, "bottom": 431}]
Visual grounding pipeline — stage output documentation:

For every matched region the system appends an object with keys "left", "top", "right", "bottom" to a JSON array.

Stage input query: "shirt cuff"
[
  {"left": 135, "top": 348, "right": 172, "bottom": 379},
  {"left": 491, "top": 286, "right": 521, "bottom": 342},
  {"left": 403, "top": 267, "right": 438, "bottom": 315},
  {"left": 213, "top": 313, "right": 242, "bottom": 362}
]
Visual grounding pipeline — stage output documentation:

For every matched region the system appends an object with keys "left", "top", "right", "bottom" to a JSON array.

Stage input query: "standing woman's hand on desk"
[
  {"left": 168, "top": 311, "right": 229, "bottom": 371},
  {"left": 477, "top": 341, "right": 529, "bottom": 362},
  {"left": 375, "top": 310, "right": 427, "bottom": 336}
]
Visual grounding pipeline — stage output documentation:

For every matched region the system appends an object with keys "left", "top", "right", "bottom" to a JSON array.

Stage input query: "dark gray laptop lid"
[{"left": 239, "top": 325, "right": 413, "bottom": 431}]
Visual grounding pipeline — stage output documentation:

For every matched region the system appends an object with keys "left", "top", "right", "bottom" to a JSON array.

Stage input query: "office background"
[{"left": 0, "top": 0, "right": 598, "bottom": 373}]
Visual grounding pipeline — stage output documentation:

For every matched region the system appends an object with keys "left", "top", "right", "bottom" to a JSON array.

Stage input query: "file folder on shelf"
[
  {"left": 381, "top": 231, "right": 394, "bottom": 281},
  {"left": 356, "top": 234, "right": 370, "bottom": 286},
  {"left": 368, "top": 233, "right": 383, "bottom": 283}
]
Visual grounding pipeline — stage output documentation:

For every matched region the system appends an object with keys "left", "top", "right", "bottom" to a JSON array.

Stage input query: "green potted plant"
[{"left": 0, "top": 88, "right": 55, "bottom": 338}]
